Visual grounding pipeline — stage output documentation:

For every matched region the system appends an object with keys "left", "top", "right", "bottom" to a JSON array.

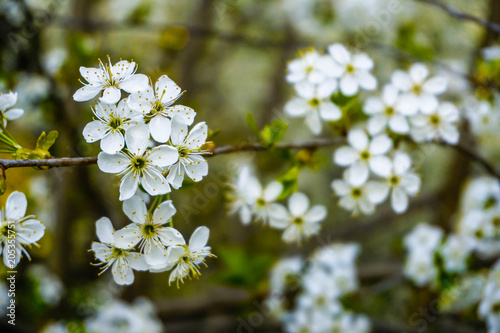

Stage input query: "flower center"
[
  {"left": 316, "top": 295, "right": 326, "bottom": 306},
  {"left": 151, "top": 101, "right": 165, "bottom": 115},
  {"left": 474, "top": 229, "right": 484, "bottom": 239},
  {"left": 308, "top": 98, "right": 320, "bottom": 107},
  {"left": 411, "top": 84, "right": 422, "bottom": 95},
  {"left": 178, "top": 147, "right": 189, "bottom": 158},
  {"left": 0, "top": 224, "right": 10, "bottom": 238},
  {"left": 108, "top": 117, "right": 123, "bottom": 130},
  {"left": 390, "top": 176, "right": 400, "bottom": 185},
  {"left": 305, "top": 66, "right": 314, "bottom": 74},
  {"left": 360, "top": 150, "right": 370, "bottom": 160},
  {"left": 484, "top": 196, "right": 497, "bottom": 210},
  {"left": 111, "top": 246, "right": 125, "bottom": 258},
  {"left": 346, "top": 64, "right": 355, "bottom": 74},
  {"left": 142, "top": 223, "right": 157, "bottom": 238},
  {"left": 351, "top": 188, "right": 362, "bottom": 198},
  {"left": 384, "top": 106, "right": 395, "bottom": 115},
  {"left": 492, "top": 302, "right": 500, "bottom": 313},
  {"left": 293, "top": 217, "right": 303, "bottom": 225},
  {"left": 256, "top": 198, "right": 266, "bottom": 207},
  {"left": 430, "top": 115, "right": 440, "bottom": 125},
  {"left": 492, "top": 216, "right": 500, "bottom": 228},
  {"left": 131, "top": 157, "right": 147, "bottom": 172}
]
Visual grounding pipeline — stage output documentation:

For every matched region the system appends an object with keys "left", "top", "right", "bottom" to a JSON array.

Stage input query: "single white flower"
[
  {"left": 311, "top": 243, "right": 360, "bottom": 272},
  {"left": 0, "top": 92, "right": 24, "bottom": 128},
  {"left": 73, "top": 57, "right": 148, "bottom": 104},
  {"left": 128, "top": 75, "right": 196, "bottom": 143},
  {"left": 327, "top": 43, "right": 377, "bottom": 96},
  {"left": 249, "top": 180, "right": 284, "bottom": 226},
  {"left": 97, "top": 124, "right": 178, "bottom": 201},
  {"left": 332, "top": 171, "right": 380, "bottom": 215},
  {"left": 0, "top": 191, "right": 45, "bottom": 268},
  {"left": 166, "top": 226, "right": 215, "bottom": 288},
  {"left": 270, "top": 192, "right": 327, "bottom": 244},
  {"left": 83, "top": 100, "right": 143, "bottom": 154},
  {"left": 392, "top": 63, "right": 447, "bottom": 115},
  {"left": 326, "top": 312, "right": 371, "bottom": 333},
  {"left": 404, "top": 223, "right": 443, "bottom": 254},
  {"left": 364, "top": 84, "right": 410, "bottom": 135},
  {"left": 440, "top": 235, "right": 474, "bottom": 273},
  {"left": 366, "top": 151, "right": 421, "bottom": 214},
  {"left": 113, "top": 196, "right": 184, "bottom": 268},
  {"left": 286, "top": 49, "right": 329, "bottom": 84},
  {"left": 410, "top": 102, "right": 460, "bottom": 144},
  {"left": 334, "top": 128, "right": 393, "bottom": 186},
  {"left": 165, "top": 117, "right": 209, "bottom": 189},
  {"left": 297, "top": 269, "right": 342, "bottom": 314},
  {"left": 284, "top": 81, "right": 342, "bottom": 135},
  {"left": 404, "top": 253, "right": 438, "bottom": 287},
  {"left": 227, "top": 166, "right": 261, "bottom": 225},
  {"left": 90, "top": 217, "right": 149, "bottom": 285}
]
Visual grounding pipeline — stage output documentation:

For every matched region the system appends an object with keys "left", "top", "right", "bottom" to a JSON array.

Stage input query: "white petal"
[
  {"left": 391, "top": 187, "right": 409, "bottom": 213},
  {"left": 268, "top": 204, "right": 290, "bottom": 229},
  {"left": 123, "top": 196, "right": 148, "bottom": 224},
  {"left": 334, "top": 146, "right": 359, "bottom": 166},
  {"left": 147, "top": 145, "right": 179, "bottom": 167},
  {"left": 148, "top": 115, "right": 172, "bottom": 143},
  {"left": 0, "top": 92, "right": 17, "bottom": 110},
  {"left": 304, "top": 205, "right": 327, "bottom": 223},
  {"left": 155, "top": 75, "right": 182, "bottom": 105},
  {"left": 97, "top": 152, "right": 129, "bottom": 174},
  {"left": 120, "top": 74, "right": 148, "bottom": 93},
  {"left": 357, "top": 72, "right": 377, "bottom": 91},
  {"left": 391, "top": 71, "right": 411, "bottom": 91},
  {"left": 367, "top": 114, "right": 387, "bottom": 135},
  {"left": 369, "top": 155, "right": 392, "bottom": 177},
  {"left": 79, "top": 66, "right": 102, "bottom": 83},
  {"left": 166, "top": 105, "right": 196, "bottom": 125},
  {"left": 184, "top": 156, "right": 208, "bottom": 182},
  {"left": 319, "top": 102, "right": 341, "bottom": 121},
  {"left": 388, "top": 114, "right": 410, "bottom": 134},
  {"left": 127, "top": 252, "right": 149, "bottom": 271},
  {"left": 125, "top": 124, "right": 149, "bottom": 156},
  {"left": 6, "top": 191, "right": 27, "bottom": 221},
  {"left": 100, "top": 131, "right": 124, "bottom": 154},
  {"left": 401, "top": 174, "right": 421, "bottom": 195},
  {"left": 83, "top": 120, "right": 107, "bottom": 143},
  {"left": 170, "top": 116, "right": 188, "bottom": 146},
  {"left": 409, "top": 63, "right": 429, "bottom": 84},
  {"left": 328, "top": 43, "right": 351, "bottom": 65},
  {"left": 316, "top": 79, "right": 338, "bottom": 98},
  {"left": 366, "top": 181, "right": 390, "bottom": 204},
  {"left": 143, "top": 240, "right": 168, "bottom": 266},
  {"left": 99, "top": 87, "right": 121, "bottom": 104},
  {"left": 152, "top": 200, "right": 176, "bottom": 225},
  {"left": 73, "top": 86, "right": 101, "bottom": 102},
  {"left": 185, "top": 122, "right": 208, "bottom": 150},
  {"left": 112, "top": 258, "right": 134, "bottom": 285},
  {"left": 369, "top": 134, "right": 392, "bottom": 155},
  {"left": 264, "top": 182, "right": 283, "bottom": 201},
  {"left": 340, "top": 75, "right": 359, "bottom": 96},
  {"left": 440, "top": 125, "right": 460, "bottom": 144},
  {"left": 119, "top": 172, "right": 139, "bottom": 201},
  {"left": 364, "top": 97, "right": 384, "bottom": 115},
  {"left": 348, "top": 129, "right": 368, "bottom": 151},
  {"left": 423, "top": 77, "right": 447, "bottom": 95},
  {"left": 347, "top": 162, "right": 369, "bottom": 187},
  {"left": 114, "top": 223, "right": 141, "bottom": 249},
  {"left": 382, "top": 84, "right": 399, "bottom": 105},
  {"left": 393, "top": 151, "right": 411, "bottom": 175},
  {"left": 332, "top": 180, "right": 350, "bottom": 196},
  {"left": 288, "top": 192, "right": 309, "bottom": 216},
  {"left": 353, "top": 53, "right": 374, "bottom": 70},
  {"left": 3, "top": 108, "right": 23, "bottom": 120},
  {"left": 294, "top": 81, "right": 315, "bottom": 99},
  {"left": 166, "top": 162, "right": 185, "bottom": 189},
  {"left": 305, "top": 109, "right": 322, "bottom": 135},
  {"left": 95, "top": 217, "right": 115, "bottom": 244},
  {"left": 141, "top": 168, "right": 171, "bottom": 196},
  {"left": 189, "top": 226, "right": 210, "bottom": 252},
  {"left": 418, "top": 95, "right": 439, "bottom": 114},
  {"left": 16, "top": 218, "right": 45, "bottom": 243},
  {"left": 396, "top": 95, "right": 419, "bottom": 116},
  {"left": 158, "top": 227, "right": 186, "bottom": 247},
  {"left": 284, "top": 97, "right": 308, "bottom": 117}
]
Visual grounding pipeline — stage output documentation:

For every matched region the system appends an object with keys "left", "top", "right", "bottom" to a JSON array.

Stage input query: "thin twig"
[{"left": 414, "top": 0, "right": 500, "bottom": 34}]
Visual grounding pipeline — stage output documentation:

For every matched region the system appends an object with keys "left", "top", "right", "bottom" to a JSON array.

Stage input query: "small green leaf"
[
  {"left": 246, "top": 113, "right": 261, "bottom": 140},
  {"left": 36, "top": 130, "right": 58, "bottom": 151},
  {"left": 276, "top": 165, "right": 301, "bottom": 200},
  {"left": 260, "top": 120, "right": 288, "bottom": 146}
]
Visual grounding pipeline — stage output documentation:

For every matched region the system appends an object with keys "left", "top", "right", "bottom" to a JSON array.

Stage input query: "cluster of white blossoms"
[
  {"left": 266, "top": 243, "right": 370, "bottom": 333},
  {"left": 227, "top": 167, "right": 327, "bottom": 244},
  {"left": 0, "top": 91, "right": 24, "bottom": 128},
  {"left": 284, "top": 44, "right": 376, "bottom": 135},
  {"left": 333, "top": 132, "right": 421, "bottom": 215},
  {"left": 0, "top": 191, "right": 45, "bottom": 268},
  {"left": 74, "top": 57, "right": 209, "bottom": 201},
  {"left": 75, "top": 58, "right": 215, "bottom": 286},
  {"left": 479, "top": 260, "right": 500, "bottom": 333},
  {"left": 89, "top": 195, "right": 214, "bottom": 286}
]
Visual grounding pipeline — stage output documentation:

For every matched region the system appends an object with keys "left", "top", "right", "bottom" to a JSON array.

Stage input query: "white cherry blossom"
[
  {"left": 286, "top": 49, "right": 328, "bottom": 84},
  {"left": 366, "top": 151, "right": 421, "bottom": 214},
  {"left": 334, "top": 129, "right": 393, "bottom": 186},
  {"left": 404, "top": 253, "right": 438, "bottom": 287},
  {"left": 327, "top": 43, "right": 377, "bottom": 96},
  {"left": 227, "top": 166, "right": 261, "bottom": 225},
  {"left": 404, "top": 223, "right": 443, "bottom": 254},
  {"left": 0, "top": 191, "right": 45, "bottom": 268},
  {"left": 97, "top": 124, "right": 178, "bottom": 200},
  {"left": 165, "top": 117, "right": 209, "bottom": 189},
  {"left": 440, "top": 235, "right": 474, "bottom": 273},
  {"left": 332, "top": 171, "right": 379, "bottom": 215},
  {"left": 83, "top": 100, "right": 143, "bottom": 154},
  {"left": 392, "top": 63, "right": 447, "bottom": 115},
  {"left": 128, "top": 75, "right": 196, "bottom": 143},
  {"left": 248, "top": 180, "right": 284, "bottom": 226},
  {"left": 410, "top": 102, "right": 460, "bottom": 144},
  {"left": 364, "top": 85, "right": 410, "bottom": 135},
  {"left": 284, "top": 81, "right": 341, "bottom": 135},
  {"left": 90, "top": 217, "right": 149, "bottom": 285},
  {"left": 0, "top": 92, "right": 24, "bottom": 128},
  {"left": 113, "top": 196, "right": 184, "bottom": 268},
  {"left": 270, "top": 192, "right": 327, "bottom": 244},
  {"left": 166, "top": 226, "right": 215, "bottom": 288},
  {"left": 73, "top": 58, "right": 148, "bottom": 104}
]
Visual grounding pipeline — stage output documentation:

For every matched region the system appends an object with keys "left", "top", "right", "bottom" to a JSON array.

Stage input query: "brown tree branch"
[{"left": 414, "top": 0, "right": 500, "bottom": 34}]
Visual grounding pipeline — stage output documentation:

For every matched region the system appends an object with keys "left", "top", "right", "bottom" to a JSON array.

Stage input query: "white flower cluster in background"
[
  {"left": 479, "top": 260, "right": 500, "bottom": 333},
  {"left": 333, "top": 130, "right": 421, "bottom": 215},
  {"left": 0, "top": 191, "right": 45, "bottom": 268},
  {"left": 227, "top": 167, "right": 327, "bottom": 244},
  {"left": 284, "top": 44, "right": 376, "bottom": 135},
  {"left": 90, "top": 195, "right": 214, "bottom": 286},
  {"left": 74, "top": 57, "right": 209, "bottom": 201},
  {"left": 266, "top": 243, "right": 370, "bottom": 333}
]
